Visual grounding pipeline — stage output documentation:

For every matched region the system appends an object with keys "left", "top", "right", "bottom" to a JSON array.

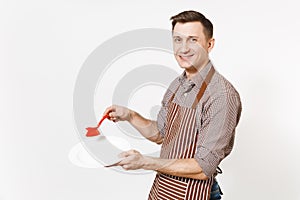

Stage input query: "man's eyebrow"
[
  {"left": 172, "top": 35, "right": 199, "bottom": 38},
  {"left": 187, "top": 36, "right": 199, "bottom": 38}
]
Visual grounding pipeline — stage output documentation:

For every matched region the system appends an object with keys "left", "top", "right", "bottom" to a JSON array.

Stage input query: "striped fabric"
[
  {"left": 156, "top": 61, "right": 242, "bottom": 177},
  {"left": 149, "top": 66, "right": 218, "bottom": 200},
  {"left": 149, "top": 173, "right": 213, "bottom": 200}
]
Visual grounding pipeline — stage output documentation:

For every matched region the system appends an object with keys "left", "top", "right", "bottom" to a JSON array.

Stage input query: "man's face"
[{"left": 172, "top": 21, "right": 214, "bottom": 71}]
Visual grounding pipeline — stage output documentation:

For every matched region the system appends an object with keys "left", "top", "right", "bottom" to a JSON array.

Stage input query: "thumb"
[{"left": 118, "top": 149, "right": 137, "bottom": 158}]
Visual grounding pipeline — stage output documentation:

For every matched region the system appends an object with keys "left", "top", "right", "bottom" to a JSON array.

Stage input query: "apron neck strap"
[
  {"left": 191, "top": 66, "right": 215, "bottom": 109},
  {"left": 168, "top": 66, "right": 216, "bottom": 108}
]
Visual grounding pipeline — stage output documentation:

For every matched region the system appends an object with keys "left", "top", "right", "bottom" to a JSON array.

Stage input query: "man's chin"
[
  {"left": 179, "top": 65, "right": 193, "bottom": 69},
  {"left": 178, "top": 63, "right": 194, "bottom": 70}
]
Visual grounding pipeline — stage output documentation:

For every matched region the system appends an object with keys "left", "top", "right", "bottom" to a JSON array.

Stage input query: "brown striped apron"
[{"left": 149, "top": 67, "right": 215, "bottom": 200}]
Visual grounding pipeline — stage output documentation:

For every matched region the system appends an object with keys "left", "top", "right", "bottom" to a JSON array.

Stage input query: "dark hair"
[{"left": 170, "top": 10, "right": 213, "bottom": 40}]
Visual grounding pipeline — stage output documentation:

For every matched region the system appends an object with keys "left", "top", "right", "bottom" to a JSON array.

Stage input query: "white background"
[{"left": 1, "top": 0, "right": 300, "bottom": 199}]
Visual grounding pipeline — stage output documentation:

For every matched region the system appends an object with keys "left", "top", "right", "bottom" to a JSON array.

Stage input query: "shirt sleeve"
[
  {"left": 194, "top": 93, "right": 242, "bottom": 177},
  {"left": 156, "top": 104, "right": 167, "bottom": 137},
  {"left": 156, "top": 85, "right": 177, "bottom": 137}
]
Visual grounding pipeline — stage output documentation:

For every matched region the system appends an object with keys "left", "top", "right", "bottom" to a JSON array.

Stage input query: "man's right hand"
[
  {"left": 104, "top": 105, "right": 132, "bottom": 122},
  {"left": 104, "top": 105, "right": 163, "bottom": 144}
]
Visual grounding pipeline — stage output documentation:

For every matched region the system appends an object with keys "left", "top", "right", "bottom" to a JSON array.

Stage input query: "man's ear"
[{"left": 207, "top": 38, "right": 215, "bottom": 53}]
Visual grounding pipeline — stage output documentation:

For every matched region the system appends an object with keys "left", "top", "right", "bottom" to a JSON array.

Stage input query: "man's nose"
[{"left": 180, "top": 42, "right": 190, "bottom": 53}]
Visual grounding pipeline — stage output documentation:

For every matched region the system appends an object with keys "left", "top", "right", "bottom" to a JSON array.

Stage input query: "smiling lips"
[{"left": 179, "top": 54, "right": 194, "bottom": 61}]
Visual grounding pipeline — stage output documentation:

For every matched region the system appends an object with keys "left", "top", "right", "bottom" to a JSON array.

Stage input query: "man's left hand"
[{"left": 118, "top": 149, "right": 150, "bottom": 170}]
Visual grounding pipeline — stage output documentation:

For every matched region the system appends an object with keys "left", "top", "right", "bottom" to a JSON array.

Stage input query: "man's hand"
[
  {"left": 104, "top": 105, "right": 132, "bottom": 122},
  {"left": 118, "top": 149, "right": 150, "bottom": 170},
  {"left": 104, "top": 105, "right": 163, "bottom": 144},
  {"left": 117, "top": 149, "right": 209, "bottom": 180}
]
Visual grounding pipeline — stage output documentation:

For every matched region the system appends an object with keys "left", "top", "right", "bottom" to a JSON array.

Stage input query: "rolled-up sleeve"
[
  {"left": 194, "top": 93, "right": 242, "bottom": 177},
  {"left": 156, "top": 83, "right": 178, "bottom": 137},
  {"left": 156, "top": 92, "right": 170, "bottom": 137}
]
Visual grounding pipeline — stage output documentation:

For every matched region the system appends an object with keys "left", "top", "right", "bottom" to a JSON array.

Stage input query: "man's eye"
[
  {"left": 190, "top": 38, "right": 197, "bottom": 43},
  {"left": 174, "top": 38, "right": 181, "bottom": 42}
]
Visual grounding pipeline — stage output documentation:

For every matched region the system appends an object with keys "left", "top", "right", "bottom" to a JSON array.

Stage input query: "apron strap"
[
  {"left": 168, "top": 66, "right": 215, "bottom": 107},
  {"left": 191, "top": 66, "right": 215, "bottom": 109},
  {"left": 169, "top": 84, "right": 180, "bottom": 103}
]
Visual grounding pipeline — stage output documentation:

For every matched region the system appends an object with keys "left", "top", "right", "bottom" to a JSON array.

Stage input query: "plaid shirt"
[{"left": 157, "top": 61, "right": 242, "bottom": 177}]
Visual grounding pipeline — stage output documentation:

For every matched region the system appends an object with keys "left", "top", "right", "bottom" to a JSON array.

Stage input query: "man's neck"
[{"left": 185, "top": 60, "right": 210, "bottom": 79}]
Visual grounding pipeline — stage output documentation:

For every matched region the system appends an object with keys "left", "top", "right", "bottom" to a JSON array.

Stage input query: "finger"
[
  {"left": 106, "top": 111, "right": 117, "bottom": 121},
  {"left": 112, "top": 118, "right": 120, "bottom": 123},
  {"left": 129, "top": 149, "right": 139, "bottom": 154},
  {"left": 117, "top": 158, "right": 127, "bottom": 165},
  {"left": 122, "top": 164, "right": 130, "bottom": 170},
  {"left": 103, "top": 105, "right": 116, "bottom": 116},
  {"left": 118, "top": 149, "right": 137, "bottom": 158},
  {"left": 103, "top": 106, "right": 112, "bottom": 116},
  {"left": 109, "top": 114, "right": 119, "bottom": 122},
  {"left": 109, "top": 112, "right": 115, "bottom": 118},
  {"left": 118, "top": 151, "right": 131, "bottom": 158}
]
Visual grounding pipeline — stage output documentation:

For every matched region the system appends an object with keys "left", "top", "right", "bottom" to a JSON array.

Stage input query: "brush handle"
[{"left": 96, "top": 114, "right": 109, "bottom": 128}]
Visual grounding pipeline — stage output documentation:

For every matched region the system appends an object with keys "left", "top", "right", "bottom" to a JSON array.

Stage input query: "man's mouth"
[{"left": 179, "top": 54, "right": 194, "bottom": 61}]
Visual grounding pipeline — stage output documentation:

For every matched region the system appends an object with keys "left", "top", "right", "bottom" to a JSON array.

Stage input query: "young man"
[{"left": 104, "top": 10, "right": 242, "bottom": 200}]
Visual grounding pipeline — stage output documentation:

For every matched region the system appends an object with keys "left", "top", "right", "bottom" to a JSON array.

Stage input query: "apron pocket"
[{"left": 158, "top": 173, "right": 188, "bottom": 200}]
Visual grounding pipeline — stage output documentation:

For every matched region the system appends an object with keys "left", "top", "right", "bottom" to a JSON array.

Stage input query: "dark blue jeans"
[{"left": 210, "top": 179, "right": 223, "bottom": 200}]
